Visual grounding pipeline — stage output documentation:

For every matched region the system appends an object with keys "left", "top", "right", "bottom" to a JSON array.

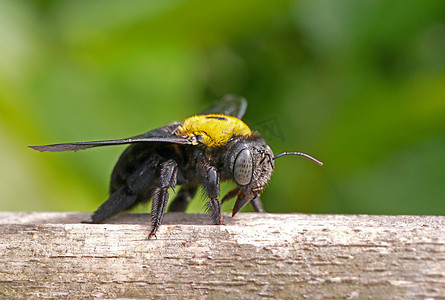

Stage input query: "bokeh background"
[{"left": 1, "top": 0, "right": 445, "bottom": 215}]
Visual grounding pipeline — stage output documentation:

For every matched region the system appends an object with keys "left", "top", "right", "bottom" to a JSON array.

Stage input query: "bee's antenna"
[{"left": 273, "top": 152, "right": 323, "bottom": 166}]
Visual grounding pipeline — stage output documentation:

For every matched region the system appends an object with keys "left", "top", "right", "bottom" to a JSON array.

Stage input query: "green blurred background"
[{"left": 1, "top": 0, "right": 444, "bottom": 215}]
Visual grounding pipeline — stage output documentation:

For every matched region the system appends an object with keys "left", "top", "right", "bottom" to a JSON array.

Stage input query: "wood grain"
[{"left": 1, "top": 212, "right": 444, "bottom": 299}]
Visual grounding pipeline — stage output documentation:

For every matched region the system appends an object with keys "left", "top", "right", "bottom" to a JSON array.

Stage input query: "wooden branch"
[{"left": 1, "top": 212, "right": 444, "bottom": 299}]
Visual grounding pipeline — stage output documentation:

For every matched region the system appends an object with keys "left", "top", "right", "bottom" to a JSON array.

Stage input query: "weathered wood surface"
[{"left": 1, "top": 212, "right": 444, "bottom": 299}]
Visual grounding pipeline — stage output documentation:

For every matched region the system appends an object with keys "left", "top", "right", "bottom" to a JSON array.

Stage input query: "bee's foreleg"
[
  {"left": 221, "top": 187, "right": 240, "bottom": 205},
  {"left": 221, "top": 188, "right": 264, "bottom": 213},
  {"left": 250, "top": 197, "right": 265, "bottom": 213},
  {"left": 168, "top": 183, "right": 198, "bottom": 212},
  {"left": 149, "top": 159, "right": 177, "bottom": 238},
  {"left": 203, "top": 166, "right": 223, "bottom": 225}
]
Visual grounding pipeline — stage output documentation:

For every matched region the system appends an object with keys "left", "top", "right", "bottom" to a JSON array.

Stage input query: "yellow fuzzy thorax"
[{"left": 176, "top": 114, "right": 252, "bottom": 147}]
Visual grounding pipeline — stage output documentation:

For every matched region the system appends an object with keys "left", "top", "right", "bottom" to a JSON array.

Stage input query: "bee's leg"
[
  {"left": 168, "top": 183, "right": 198, "bottom": 212},
  {"left": 149, "top": 159, "right": 177, "bottom": 238},
  {"left": 209, "top": 197, "right": 223, "bottom": 225},
  {"left": 84, "top": 187, "right": 138, "bottom": 224},
  {"left": 221, "top": 187, "right": 239, "bottom": 205},
  {"left": 250, "top": 197, "right": 265, "bottom": 213},
  {"left": 220, "top": 188, "right": 265, "bottom": 213},
  {"left": 84, "top": 158, "right": 158, "bottom": 224},
  {"left": 204, "top": 166, "right": 223, "bottom": 225}
]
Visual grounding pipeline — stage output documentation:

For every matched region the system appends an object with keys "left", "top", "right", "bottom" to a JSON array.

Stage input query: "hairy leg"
[
  {"left": 221, "top": 187, "right": 265, "bottom": 213},
  {"left": 250, "top": 197, "right": 264, "bottom": 213},
  {"left": 84, "top": 187, "right": 138, "bottom": 223},
  {"left": 203, "top": 166, "right": 223, "bottom": 225},
  {"left": 85, "top": 157, "right": 158, "bottom": 224},
  {"left": 149, "top": 159, "right": 177, "bottom": 238}
]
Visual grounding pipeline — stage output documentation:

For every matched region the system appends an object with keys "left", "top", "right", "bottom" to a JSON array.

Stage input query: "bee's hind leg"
[
  {"left": 82, "top": 187, "right": 138, "bottom": 224},
  {"left": 149, "top": 159, "right": 177, "bottom": 238},
  {"left": 83, "top": 156, "right": 159, "bottom": 224}
]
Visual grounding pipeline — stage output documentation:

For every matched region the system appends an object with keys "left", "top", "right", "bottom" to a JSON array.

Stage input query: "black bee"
[{"left": 30, "top": 95, "right": 322, "bottom": 238}]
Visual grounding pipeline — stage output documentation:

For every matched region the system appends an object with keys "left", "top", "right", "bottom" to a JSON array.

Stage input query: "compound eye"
[{"left": 233, "top": 149, "right": 253, "bottom": 186}]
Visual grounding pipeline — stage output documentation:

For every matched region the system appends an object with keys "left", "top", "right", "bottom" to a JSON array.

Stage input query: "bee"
[{"left": 30, "top": 95, "right": 323, "bottom": 238}]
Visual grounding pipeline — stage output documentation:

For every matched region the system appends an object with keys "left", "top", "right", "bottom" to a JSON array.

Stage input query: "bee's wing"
[
  {"left": 199, "top": 94, "right": 247, "bottom": 119},
  {"left": 29, "top": 136, "right": 194, "bottom": 152},
  {"left": 29, "top": 95, "right": 249, "bottom": 153},
  {"left": 29, "top": 122, "right": 194, "bottom": 152}
]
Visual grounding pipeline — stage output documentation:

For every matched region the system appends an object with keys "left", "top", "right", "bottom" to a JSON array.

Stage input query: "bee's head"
[
  {"left": 225, "top": 135, "right": 323, "bottom": 216},
  {"left": 226, "top": 136, "right": 274, "bottom": 203}
]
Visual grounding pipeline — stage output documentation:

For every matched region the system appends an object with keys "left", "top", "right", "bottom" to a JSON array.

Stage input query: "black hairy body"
[
  {"left": 30, "top": 95, "right": 322, "bottom": 238},
  {"left": 97, "top": 134, "right": 265, "bottom": 236}
]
